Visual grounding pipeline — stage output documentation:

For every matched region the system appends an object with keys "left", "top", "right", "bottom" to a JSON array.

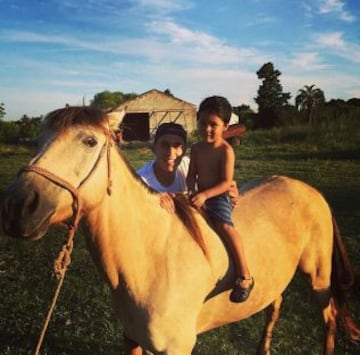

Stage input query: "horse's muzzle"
[{"left": 1, "top": 178, "right": 55, "bottom": 240}]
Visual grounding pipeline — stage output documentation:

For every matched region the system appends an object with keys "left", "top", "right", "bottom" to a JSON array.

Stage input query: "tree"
[
  {"left": 15, "top": 115, "right": 42, "bottom": 140},
  {"left": 233, "top": 104, "right": 256, "bottom": 128},
  {"left": 0, "top": 102, "right": 5, "bottom": 120},
  {"left": 347, "top": 98, "right": 360, "bottom": 107},
  {"left": 295, "top": 85, "right": 325, "bottom": 126},
  {"left": 322, "top": 98, "right": 354, "bottom": 123},
  {"left": 0, "top": 121, "right": 20, "bottom": 144},
  {"left": 254, "top": 62, "right": 291, "bottom": 128},
  {"left": 90, "top": 91, "right": 137, "bottom": 110}
]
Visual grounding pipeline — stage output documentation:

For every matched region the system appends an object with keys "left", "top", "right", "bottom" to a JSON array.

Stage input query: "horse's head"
[{"left": 0, "top": 107, "right": 125, "bottom": 240}]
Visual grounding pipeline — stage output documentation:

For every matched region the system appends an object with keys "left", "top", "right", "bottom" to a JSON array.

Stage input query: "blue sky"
[{"left": 0, "top": 0, "right": 359, "bottom": 120}]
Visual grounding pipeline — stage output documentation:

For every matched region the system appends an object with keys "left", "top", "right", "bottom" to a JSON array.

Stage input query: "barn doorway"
[{"left": 122, "top": 113, "right": 150, "bottom": 141}]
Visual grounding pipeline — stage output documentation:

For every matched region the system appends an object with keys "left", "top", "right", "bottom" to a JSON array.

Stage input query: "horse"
[{"left": 1, "top": 106, "right": 359, "bottom": 355}]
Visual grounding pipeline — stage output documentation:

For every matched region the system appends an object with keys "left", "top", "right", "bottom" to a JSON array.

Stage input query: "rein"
[{"left": 21, "top": 128, "right": 114, "bottom": 355}]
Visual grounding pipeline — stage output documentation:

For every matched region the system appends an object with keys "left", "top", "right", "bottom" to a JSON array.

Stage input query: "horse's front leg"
[
  {"left": 163, "top": 331, "right": 197, "bottom": 355},
  {"left": 257, "top": 295, "right": 283, "bottom": 355}
]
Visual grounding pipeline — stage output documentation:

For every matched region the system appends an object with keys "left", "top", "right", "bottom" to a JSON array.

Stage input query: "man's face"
[{"left": 153, "top": 134, "right": 185, "bottom": 173}]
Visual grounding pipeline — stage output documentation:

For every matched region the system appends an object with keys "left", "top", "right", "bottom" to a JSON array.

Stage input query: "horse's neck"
[{"left": 84, "top": 152, "right": 167, "bottom": 290}]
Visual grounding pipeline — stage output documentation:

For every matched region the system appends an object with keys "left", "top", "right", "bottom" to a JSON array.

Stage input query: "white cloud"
[
  {"left": 315, "top": 31, "right": 346, "bottom": 48},
  {"left": 315, "top": 32, "right": 360, "bottom": 63},
  {"left": 135, "top": 0, "right": 194, "bottom": 12},
  {"left": 148, "top": 19, "right": 216, "bottom": 46},
  {"left": 318, "top": 0, "right": 356, "bottom": 22},
  {"left": 302, "top": 1, "right": 314, "bottom": 18},
  {"left": 320, "top": 0, "right": 344, "bottom": 13},
  {"left": 147, "top": 20, "right": 266, "bottom": 65},
  {"left": 244, "top": 15, "right": 277, "bottom": 27},
  {"left": 339, "top": 11, "right": 356, "bottom": 22},
  {"left": 1, "top": 26, "right": 265, "bottom": 67},
  {"left": 0, "top": 30, "right": 166, "bottom": 60},
  {"left": 289, "top": 52, "right": 329, "bottom": 70}
]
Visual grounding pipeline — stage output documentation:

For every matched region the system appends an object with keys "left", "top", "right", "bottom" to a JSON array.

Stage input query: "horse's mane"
[
  {"left": 173, "top": 194, "right": 208, "bottom": 258},
  {"left": 43, "top": 106, "right": 105, "bottom": 132},
  {"left": 43, "top": 106, "right": 208, "bottom": 257},
  {"left": 118, "top": 152, "right": 208, "bottom": 258}
]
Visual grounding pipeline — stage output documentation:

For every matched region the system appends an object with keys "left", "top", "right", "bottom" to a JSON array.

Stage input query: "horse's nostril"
[
  {"left": 2, "top": 185, "right": 55, "bottom": 239},
  {"left": 27, "top": 190, "right": 40, "bottom": 214}
]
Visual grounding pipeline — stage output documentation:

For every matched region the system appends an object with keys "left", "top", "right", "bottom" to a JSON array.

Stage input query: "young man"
[{"left": 187, "top": 96, "right": 254, "bottom": 303}]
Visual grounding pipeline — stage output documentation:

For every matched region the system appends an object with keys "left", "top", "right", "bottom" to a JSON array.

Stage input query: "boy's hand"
[
  {"left": 229, "top": 180, "right": 240, "bottom": 208},
  {"left": 190, "top": 192, "right": 207, "bottom": 209},
  {"left": 159, "top": 192, "right": 175, "bottom": 213}
]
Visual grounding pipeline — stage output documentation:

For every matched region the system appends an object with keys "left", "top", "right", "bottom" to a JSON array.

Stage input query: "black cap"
[{"left": 154, "top": 122, "right": 187, "bottom": 143}]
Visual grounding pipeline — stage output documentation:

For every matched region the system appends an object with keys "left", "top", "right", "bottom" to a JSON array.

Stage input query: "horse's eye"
[{"left": 83, "top": 136, "right": 98, "bottom": 147}]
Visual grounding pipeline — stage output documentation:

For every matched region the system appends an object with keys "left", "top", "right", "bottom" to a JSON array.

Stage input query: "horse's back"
[
  {"left": 234, "top": 175, "right": 332, "bottom": 239},
  {"left": 197, "top": 176, "right": 334, "bottom": 333}
]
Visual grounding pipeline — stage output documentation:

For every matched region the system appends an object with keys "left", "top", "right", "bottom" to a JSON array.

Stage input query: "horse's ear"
[{"left": 106, "top": 108, "right": 126, "bottom": 131}]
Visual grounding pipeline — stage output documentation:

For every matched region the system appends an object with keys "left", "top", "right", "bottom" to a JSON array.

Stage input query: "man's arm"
[{"left": 159, "top": 192, "right": 176, "bottom": 213}]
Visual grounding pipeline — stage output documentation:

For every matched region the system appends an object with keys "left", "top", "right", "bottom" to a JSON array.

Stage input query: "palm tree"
[
  {"left": 0, "top": 102, "right": 5, "bottom": 120},
  {"left": 295, "top": 85, "right": 325, "bottom": 126}
]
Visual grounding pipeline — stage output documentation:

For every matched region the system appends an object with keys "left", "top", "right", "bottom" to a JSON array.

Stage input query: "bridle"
[{"left": 20, "top": 125, "right": 115, "bottom": 234}]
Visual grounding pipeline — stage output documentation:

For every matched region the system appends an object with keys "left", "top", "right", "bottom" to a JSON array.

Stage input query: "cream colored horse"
[{"left": 1, "top": 107, "right": 359, "bottom": 355}]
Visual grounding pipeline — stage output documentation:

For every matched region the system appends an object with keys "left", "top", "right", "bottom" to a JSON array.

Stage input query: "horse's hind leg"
[
  {"left": 302, "top": 254, "right": 337, "bottom": 354},
  {"left": 257, "top": 295, "right": 283, "bottom": 355},
  {"left": 313, "top": 288, "right": 337, "bottom": 355}
]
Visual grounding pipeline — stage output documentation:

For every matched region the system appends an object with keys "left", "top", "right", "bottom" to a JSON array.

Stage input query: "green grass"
[{"left": 0, "top": 127, "right": 359, "bottom": 354}]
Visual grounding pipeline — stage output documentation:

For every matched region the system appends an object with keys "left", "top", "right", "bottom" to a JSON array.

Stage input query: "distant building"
[{"left": 114, "top": 89, "right": 196, "bottom": 141}]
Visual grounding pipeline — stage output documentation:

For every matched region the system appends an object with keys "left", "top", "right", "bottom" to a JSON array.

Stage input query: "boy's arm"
[
  {"left": 229, "top": 180, "right": 240, "bottom": 208},
  {"left": 186, "top": 146, "right": 197, "bottom": 195}
]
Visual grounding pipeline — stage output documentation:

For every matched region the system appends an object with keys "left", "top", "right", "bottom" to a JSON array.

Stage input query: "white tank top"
[{"left": 136, "top": 156, "right": 190, "bottom": 193}]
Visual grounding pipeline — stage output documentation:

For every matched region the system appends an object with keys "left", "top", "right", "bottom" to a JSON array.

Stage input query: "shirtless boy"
[{"left": 186, "top": 95, "right": 254, "bottom": 303}]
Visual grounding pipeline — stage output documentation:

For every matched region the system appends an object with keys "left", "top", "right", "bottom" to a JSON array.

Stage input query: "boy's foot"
[{"left": 229, "top": 276, "right": 254, "bottom": 303}]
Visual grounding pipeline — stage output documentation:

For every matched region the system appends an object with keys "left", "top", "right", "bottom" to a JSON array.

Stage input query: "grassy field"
[{"left": 0, "top": 125, "right": 359, "bottom": 354}]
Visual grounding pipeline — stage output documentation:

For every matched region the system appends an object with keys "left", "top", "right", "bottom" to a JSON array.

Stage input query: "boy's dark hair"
[
  {"left": 154, "top": 122, "right": 187, "bottom": 143},
  {"left": 198, "top": 96, "right": 232, "bottom": 124}
]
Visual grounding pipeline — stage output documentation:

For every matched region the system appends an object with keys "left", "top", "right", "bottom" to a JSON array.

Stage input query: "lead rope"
[
  {"left": 20, "top": 129, "right": 113, "bottom": 355},
  {"left": 21, "top": 166, "right": 83, "bottom": 355},
  {"left": 34, "top": 218, "right": 80, "bottom": 355}
]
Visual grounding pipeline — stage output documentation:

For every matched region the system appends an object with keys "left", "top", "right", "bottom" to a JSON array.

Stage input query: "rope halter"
[{"left": 20, "top": 124, "right": 114, "bottom": 276}]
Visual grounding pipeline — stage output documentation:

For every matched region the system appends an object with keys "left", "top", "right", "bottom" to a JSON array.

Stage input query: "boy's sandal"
[{"left": 229, "top": 276, "right": 255, "bottom": 303}]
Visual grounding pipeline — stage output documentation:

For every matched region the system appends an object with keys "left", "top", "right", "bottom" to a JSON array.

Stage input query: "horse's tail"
[
  {"left": 173, "top": 193, "right": 208, "bottom": 259},
  {"left": 331, "top": 215, "right": 360, "bottom": 342}
]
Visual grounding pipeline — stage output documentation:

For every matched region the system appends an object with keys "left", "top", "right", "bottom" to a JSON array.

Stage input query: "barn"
[{"left": 114, "top": 89, "right": 196, "bottom": 141}]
